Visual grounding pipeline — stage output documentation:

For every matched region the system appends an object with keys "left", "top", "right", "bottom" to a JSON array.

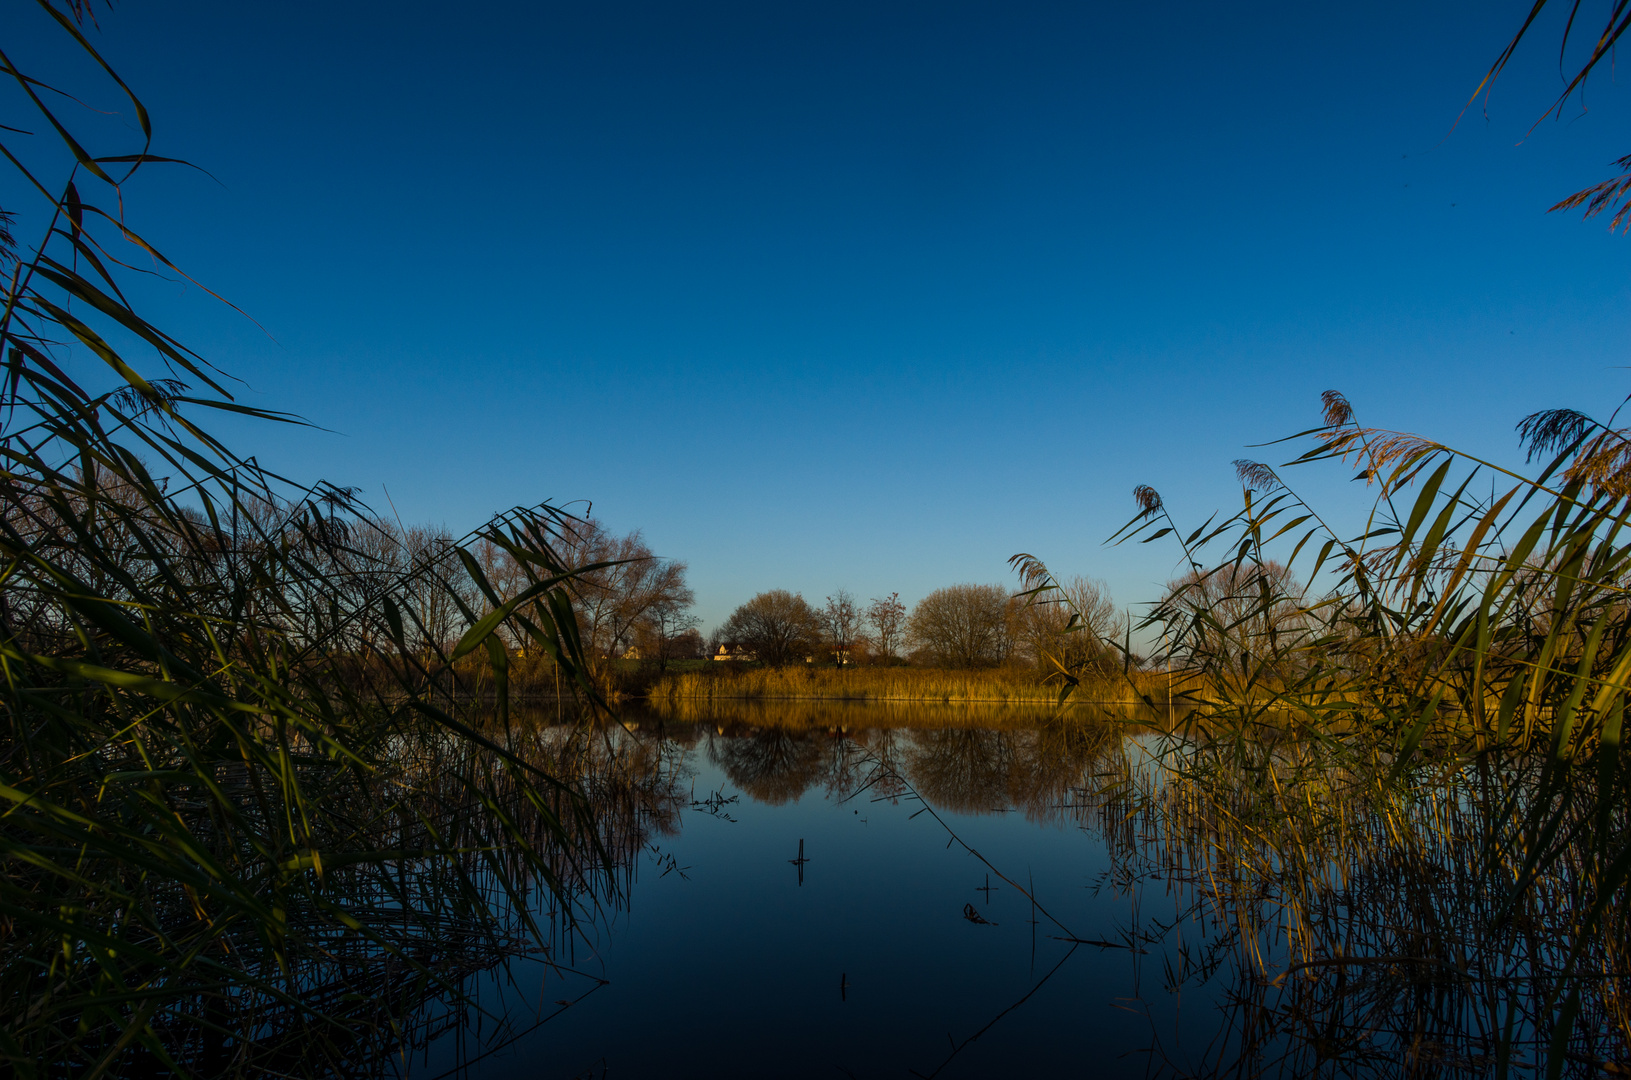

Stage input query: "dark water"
[{"left": 418, "top": 710, "right": 1206, "bottom": 1080}]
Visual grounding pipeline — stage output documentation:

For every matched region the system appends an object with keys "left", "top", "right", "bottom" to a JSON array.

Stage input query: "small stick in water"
[{"left": 788, "top": 838, "right": 809, "bottom": 886}]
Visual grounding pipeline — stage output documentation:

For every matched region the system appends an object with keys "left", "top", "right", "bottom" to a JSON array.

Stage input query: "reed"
[
  {"left": 637, "top": 694, "right": 1167, "bottom": 733},
  {"left": 649, "top": 664, "right": 1184, "bottom": 705},
  {"left": 1012, "top": 389, "right": 1631, "bottom": 1076},
  {"left": 0, "top": 8, "right": 617, "bottom": 1076}
]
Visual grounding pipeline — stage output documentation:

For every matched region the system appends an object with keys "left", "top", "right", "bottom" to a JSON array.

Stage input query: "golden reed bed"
[{"left": 648, "top": 665, "right": 1188, "bottom": 706}]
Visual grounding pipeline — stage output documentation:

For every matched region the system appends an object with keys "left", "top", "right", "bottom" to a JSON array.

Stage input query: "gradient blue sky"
[{"left": 16, "top": 0, "right": 1631, "bottom": 630}]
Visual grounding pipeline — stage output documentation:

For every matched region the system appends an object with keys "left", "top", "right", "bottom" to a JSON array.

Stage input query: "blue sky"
[{"left": 14, "top": 0, "right": 1631, "bottom": 631}]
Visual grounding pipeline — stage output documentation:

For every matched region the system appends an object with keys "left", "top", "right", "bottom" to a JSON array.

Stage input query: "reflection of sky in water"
[{"left": 425, "top": 717, "right": 1202, "bottom": 1079}]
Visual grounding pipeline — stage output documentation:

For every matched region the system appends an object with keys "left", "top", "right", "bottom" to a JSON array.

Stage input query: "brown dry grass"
[
  {"left": 648, "top": 664, "right": 1190, "bottom": 705},
  {"left": 633, "top": 694, "right": 1169, "bottom": 731}
]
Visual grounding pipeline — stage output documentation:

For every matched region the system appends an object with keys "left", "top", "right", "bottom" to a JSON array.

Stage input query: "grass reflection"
[
  {"left": 86, "top": 714, "right": 692, "bottom": 1078},
  {"left": 1074, "top": 742, "right": 1631, "bottom": 1075}
]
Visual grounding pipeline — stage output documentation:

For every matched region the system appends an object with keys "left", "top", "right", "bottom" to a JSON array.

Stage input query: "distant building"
[{"left": 714, "top": 643, "right": 755, "bottom": 662}]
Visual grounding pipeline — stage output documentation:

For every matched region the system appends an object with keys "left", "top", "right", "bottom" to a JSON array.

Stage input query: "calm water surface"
[{"left": 418, "top": 705, "right": 1210, "bottom": 1079}]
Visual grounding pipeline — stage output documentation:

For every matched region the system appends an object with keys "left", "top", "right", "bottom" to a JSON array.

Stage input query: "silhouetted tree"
[
  {"left": 820, "top": 588, "right": 863, "bottom": 665},
  {"left": 721, "top": 590, "right": 821, "bottom": 666},
  {"left": 906, "top": 584, "right": 1013, "bottom": 668},
  {"left": 639, "top": 596, "right": 701, "bottom": 671},
  {"left": 554, "top": 517, "right": 693, "bottom": 669},
  {"left": 866, "top": 592, "right": 906, "bottom": 661}
]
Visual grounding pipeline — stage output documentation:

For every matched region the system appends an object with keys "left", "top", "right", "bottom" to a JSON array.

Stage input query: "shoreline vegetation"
[
  {"left": 445, "top": 655, "right": 1196, "bottom": 707},
  {"left": 646, "top": 665, "right": 1186, "bottom": 706},
  {"left": 484, "top": 699, "right": 1173, "bottom": 732},
  {"left": 634, "top": 698, "right": 1171, "bottom": 732}
]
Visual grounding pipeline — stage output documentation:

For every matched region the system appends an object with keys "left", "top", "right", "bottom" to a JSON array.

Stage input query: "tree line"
[{"left": 711, "top": 579, "right": 1121, "bottom": 671}]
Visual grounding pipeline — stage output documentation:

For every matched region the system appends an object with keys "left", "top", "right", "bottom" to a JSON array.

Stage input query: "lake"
[
  {"left": 393, "top": 698, "right": 1616, "bottom": 1080},
  {"left": 410, "top": 705, "right": 1264, "bottom": 1079}
]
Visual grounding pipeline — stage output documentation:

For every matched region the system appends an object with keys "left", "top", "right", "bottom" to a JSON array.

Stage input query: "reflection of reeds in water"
[
  {"left": 72, "top": 719, "right": 688, "bottom": 1077},
  {"left": 1074, "top": 739, "right": 1631, "bottom": 1075},
  {"left": 649, "top": 666, "right": 1184, "bottom": 705}
]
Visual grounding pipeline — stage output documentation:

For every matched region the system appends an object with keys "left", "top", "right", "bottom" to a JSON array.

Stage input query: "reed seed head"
[
  {"left": 1233, "top": 460, "right": 1279, "bottom": 492},
  {"left": 1320, "top": 390, "right": 1353, "bottom": 428},
  {"left": 1133, "top": 485, "right": 1163, "bottom": 518},
  {"left": 1517, "top": 408, "right": 1595, "bottom": 462}
]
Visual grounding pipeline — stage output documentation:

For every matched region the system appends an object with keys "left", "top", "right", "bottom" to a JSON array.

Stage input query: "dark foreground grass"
[{"left": 0, "top": 9, "right": 616, "bottom": 1076}]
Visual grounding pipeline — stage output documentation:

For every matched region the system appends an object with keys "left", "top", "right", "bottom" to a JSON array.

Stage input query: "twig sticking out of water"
[
  {"left": 908, "top": 944, "right": 1082, "bottom": 1079},
  {"left": 789, "top": 838, "right": 809, "bottom": 886},
  {"left": 839, "top": 751, "right": 1079, "bottom": 940}
]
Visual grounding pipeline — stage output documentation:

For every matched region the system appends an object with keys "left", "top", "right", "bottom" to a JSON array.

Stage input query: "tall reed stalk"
[
  {"left": 1013, "top": 391, "right": 1631, "bottom": 1076},
  {"left": 0, "top": 6, "right": 616, "bottom": 1075}
]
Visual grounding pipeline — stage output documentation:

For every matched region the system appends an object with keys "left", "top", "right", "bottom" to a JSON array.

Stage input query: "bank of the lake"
[
  {"left": 636, "top": 694, "right": 1176, "bottom": 732},
  {"left": 647, "top": 665, "right": 1190, "bottom": 706}
]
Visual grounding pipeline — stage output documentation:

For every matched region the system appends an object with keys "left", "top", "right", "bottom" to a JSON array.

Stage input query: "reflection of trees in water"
[
  {"left": 904, "top": 728, "right": 1017, "bottom": 814},
  {"left": 708, "top": 727, "right": 828, "bottom": 805},
  {"left": 530, "top": 722, "right": 690, "bottom": 853},
  {"left": 847, "top": 729, "right": 910, "bottom": 803},
  {"left": 898, "top": 719, "right": 1123, "bottom": 819},
  {"left": 688, "top": 712, "right": 1128, "bottom": 818},
  {"left": 822, "top": 732, "right": 880, "bottom": 801},
  {"left": 1006, "top": 719, "right": 1122, "bottom": 823}
]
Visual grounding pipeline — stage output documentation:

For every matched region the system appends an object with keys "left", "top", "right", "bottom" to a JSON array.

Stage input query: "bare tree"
[
  {"left": 1010, "top": 574, "right": 1118, "bottom": 675},
  {"left": 906, "top": 584, "right": 1013, "bottom": 669},
  {"left": 866, "top": 592, "right": 907, "bottom": 661},
  {"left": 1161, "top": 560, "right": 1305, "bottom": 676},
  {"left": 664, "top": 626, "right": 706, "bottom": 660},
  {"left": 820, "top": 589, "right": 864, "bottom": 665},
  {"left": 393, "top": 522, "right": 466, "bottom": 656},
  {"left": 639, "top": 597, "right": 701, "bottom": 672},
  {"left": 721, "top": 590, "right": 821, "bottom": 667},
  {"left": 471, "top": 535, "right": 534, "bottom": 650},
  {"left": 553, "top": 517, "right": 694, "bottom": 669}
]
